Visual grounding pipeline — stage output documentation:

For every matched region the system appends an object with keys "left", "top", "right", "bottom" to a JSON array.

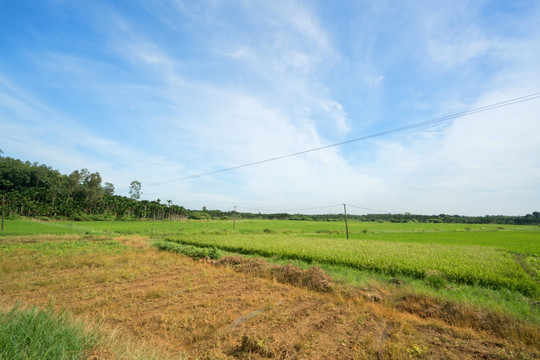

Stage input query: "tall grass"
[{"left": 0, "top": 304, "right": 99, "bottom": 360}]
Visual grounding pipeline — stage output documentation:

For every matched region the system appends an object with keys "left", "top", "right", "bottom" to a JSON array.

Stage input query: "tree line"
[
  {"left": 0, "top": 154, "right": 189, "bottom": 220},
  {"left": 0, "top": 153, "right": 538, "bottom": 224},
  {"left": 249, "top": 212, "right": 540, "bottom": 225}
]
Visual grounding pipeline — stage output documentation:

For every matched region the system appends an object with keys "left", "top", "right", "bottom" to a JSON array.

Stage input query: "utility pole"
[
  {"left": 233, "top": 206, "right": 237, "bottom": 231},
  {"left": 343, "top": 203, "right": 349, "bottom": 239},
  {"left": 1, "top": 195, "right": 5, "bottom": 232}
]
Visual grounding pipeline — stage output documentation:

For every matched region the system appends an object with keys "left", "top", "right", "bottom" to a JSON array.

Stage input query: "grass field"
[
  {"left": 167, "top": 233, "right": 538, "bottom": 294},
  {"left": 2, "top": 219, "right": 539, "bottom": 294},
  {"left": 1, "top": 218, "right": 539, "bottom": 358}
]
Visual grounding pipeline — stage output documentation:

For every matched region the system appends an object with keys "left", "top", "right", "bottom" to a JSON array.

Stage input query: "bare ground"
[{"left": 0, "top": 235, "right": 538, "bottom": 359}]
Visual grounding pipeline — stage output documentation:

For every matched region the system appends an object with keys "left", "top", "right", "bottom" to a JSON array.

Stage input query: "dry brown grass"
[
  {"left": 395, "top": 293, "right": 540, "bottom": 348},
  {"left": 1, "top": 234, "right": 538, "bottom": 359},
  {"left": 217, "top": 255, "right": 333, "bottom": 292}
]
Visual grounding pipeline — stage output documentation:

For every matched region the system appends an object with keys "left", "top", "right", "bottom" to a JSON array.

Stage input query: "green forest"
[{"left": 0, "top": 152, "right": 539, "bottom": 224}]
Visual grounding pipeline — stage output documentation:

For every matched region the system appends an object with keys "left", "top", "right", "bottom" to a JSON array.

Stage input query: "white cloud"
[
  {"left": 415, "top": 1, "right": 491, "bottom": 68},
  {"left": 2, "top": 0, "right": 539, "bottom": 215},
  {"left": 357, "top": 89, "right": 540, "bottom": 215}
]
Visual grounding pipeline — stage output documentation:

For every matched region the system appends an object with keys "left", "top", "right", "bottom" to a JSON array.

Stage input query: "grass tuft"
[
  {"left": 154, "top": 240, "right": 222, "bottom": 259},
  {"left": 0, "top": 303, "right": 100, "bottom": 360}
]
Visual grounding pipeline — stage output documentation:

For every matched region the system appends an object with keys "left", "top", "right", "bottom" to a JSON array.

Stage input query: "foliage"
[{"left": 0, "top": 155, "right": 188, "bottom": 220}]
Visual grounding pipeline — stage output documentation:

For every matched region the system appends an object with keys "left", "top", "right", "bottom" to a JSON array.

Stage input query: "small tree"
[
  {"left": 85, "top": 172, "right": 103, "bottom": 212},
  {"left": 103, "top": 182, "right": 115, "bottom": 196},
  {"left": 129, "top": 180, "right": 142, "bottom": 200}
]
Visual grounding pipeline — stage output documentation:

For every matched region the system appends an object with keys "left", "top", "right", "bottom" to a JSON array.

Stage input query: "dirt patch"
[
  {"left": 217, "top": 256, "right": 333, "bottom": 292},
  {"left": 396, "top": 293, "right": 540, "bottom": 347},
  {"left": 116, "top": 236, "right": 150, "bottom": 249}
]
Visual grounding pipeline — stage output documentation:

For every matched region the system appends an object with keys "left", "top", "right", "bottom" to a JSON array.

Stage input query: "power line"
[
  {"left": 149, "top": 92, "right": 540, "bottom": 185},
  {"left": 347, "top": 204, "right": 388, "bottom": 213},
  {"left": 234, "top": 203, "right": 389, "bottom": 215},
  {"left": 236, "top": 204, "right": 343, "bottom": 213}
]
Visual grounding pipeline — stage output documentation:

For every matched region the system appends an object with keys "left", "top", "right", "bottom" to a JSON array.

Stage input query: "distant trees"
[
  {"left": 0, "top": 155, "right": 191, "bottom": 220},
  {"left": 0, "top": 153, "right": 539, "bottom": 224}
]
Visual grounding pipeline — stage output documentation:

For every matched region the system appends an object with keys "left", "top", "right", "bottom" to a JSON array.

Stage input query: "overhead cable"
[
  {"left": 235, "top": 204, "right": 343, "bottom": 213},
  {"left": 347, "top": 204, "right": 388, "bottom": 213},
  {"left": 149, "top": 92, "right": 540, "bottom": 185}
]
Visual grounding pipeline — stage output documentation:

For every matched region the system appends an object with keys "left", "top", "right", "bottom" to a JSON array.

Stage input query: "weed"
[
  {"left": 407, "top": 343, "right": 428, "bottom": 357},
  {"left": 424, "top": 270, "right": 447, "bottom": 289},
  {"left": 231, "top": 334, "right": 273, "bottom": 358}
]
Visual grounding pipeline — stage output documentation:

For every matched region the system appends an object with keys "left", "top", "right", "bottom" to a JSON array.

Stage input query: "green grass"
[
  {"left": 154, "top": 240, "right": 222, "bottom": 259},
  {"left": 0, "top": 303, "right": 99, "bottom": 360},
  {"left": 0, "top": 220, "right": 86, "bottom": 236},
  {"left": 37, "top": 219, "right": 540, "bottom": 253},
  {"left": 308, "top": 230, "right": 540, "bottom": 254},
  {"left": 0, "top": 238, "right": 127, "bottom": 256},
  {"left": 166, "top": 233, "right": 540, "bottom": 298}
]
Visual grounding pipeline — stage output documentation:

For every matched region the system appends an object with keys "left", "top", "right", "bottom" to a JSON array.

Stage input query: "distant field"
[
  {"left": 3, "top": 219, "right": 539, "bottom": 252},
  {"left": 2, "top": 218, "right": 539, "bottom": 298}
]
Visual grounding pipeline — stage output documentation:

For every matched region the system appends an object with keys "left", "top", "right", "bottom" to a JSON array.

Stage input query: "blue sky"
[{"left": 1, "top": 0, "right": 539, "bottom": 215}]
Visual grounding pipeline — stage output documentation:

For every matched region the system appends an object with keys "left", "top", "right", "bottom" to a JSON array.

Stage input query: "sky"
[{"left": 1, "top": 0, "right": 539, "bottom": 216}]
